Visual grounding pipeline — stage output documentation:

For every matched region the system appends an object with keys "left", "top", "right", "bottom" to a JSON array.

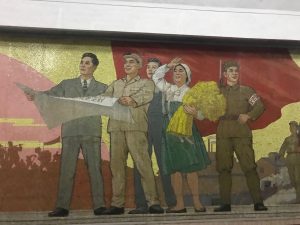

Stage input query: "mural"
[{"left": 0, "top": 34, "right": 300, "bottom": 215}]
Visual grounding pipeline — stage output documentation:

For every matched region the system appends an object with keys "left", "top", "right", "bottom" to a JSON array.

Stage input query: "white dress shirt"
[{"left": 80, "top": 77, "right": 92, "bottom": 88}]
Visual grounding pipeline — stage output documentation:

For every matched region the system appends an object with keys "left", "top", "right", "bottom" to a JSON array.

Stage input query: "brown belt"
[{"left": 220, "top": 115, "right": 239, "bottom": 120}]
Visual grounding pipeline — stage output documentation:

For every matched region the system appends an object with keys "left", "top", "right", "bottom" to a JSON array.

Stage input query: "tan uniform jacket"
[
  {"left": 103, "top": 75, "right": 154, "bottom": 132},
  {"left": 217, "top": 84, "right": 264, "bottom": 138}
]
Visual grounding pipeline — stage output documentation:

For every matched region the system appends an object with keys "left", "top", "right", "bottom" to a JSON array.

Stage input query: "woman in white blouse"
[{"left": 152, "top": 57, "right": 210, "bottom": 213}]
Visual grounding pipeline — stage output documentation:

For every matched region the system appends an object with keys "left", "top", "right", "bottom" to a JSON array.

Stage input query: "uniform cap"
[
  {"left": 123, "top": 53, "right": 143, "bottom": 66},
  {"left": 222, "top": 60, "right": 240, "bottom": 73},
  {"left": 289, "top": 121, "right": 298, "bottom": 127}
]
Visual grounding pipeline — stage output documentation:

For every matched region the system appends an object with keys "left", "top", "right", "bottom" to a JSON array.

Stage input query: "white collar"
[
  {"left": 80, "top": 77, "right": 93, "bottom": 87},
  {"left": 175, "top": 84, "right": 188, "bottom": 90}
]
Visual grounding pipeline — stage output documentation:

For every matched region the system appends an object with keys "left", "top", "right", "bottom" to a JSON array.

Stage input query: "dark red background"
[{"left": 111, "top": 41, "right": 300, "bottom": 135}]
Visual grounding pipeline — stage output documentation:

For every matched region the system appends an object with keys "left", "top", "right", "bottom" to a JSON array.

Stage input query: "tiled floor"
[{"left": 0, "top": 205, "right": 300, "bottom": 225}]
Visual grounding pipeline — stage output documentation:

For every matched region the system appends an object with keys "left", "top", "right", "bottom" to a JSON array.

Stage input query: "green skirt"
[{"left": 162, "top": 101, "right": 211, "bottom": 175}]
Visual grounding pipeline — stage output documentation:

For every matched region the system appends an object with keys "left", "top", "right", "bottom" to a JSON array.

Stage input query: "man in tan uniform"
[
  {"left": 103, "top": 53, "right": 164, "bottom": 215},
  {"left": 279, "top": 121, "right": 300, "bottom": 203},
  {"left": 214, "top": 60, "right": 267, "bottom": 212}
]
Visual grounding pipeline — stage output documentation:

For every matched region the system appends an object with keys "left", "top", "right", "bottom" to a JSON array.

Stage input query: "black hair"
[
  {"left": 147, "top": 58, "right": 162, "bottom": 66},
  {"left": 81, "top": 52, "right": 99, "bottom": 66}
]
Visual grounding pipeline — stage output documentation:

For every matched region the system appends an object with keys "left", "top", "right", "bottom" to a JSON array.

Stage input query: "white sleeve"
[
  {"left": 152, "top": 64, "right": 171, "bottom": 92},
  {"left": 196, "top": 110, "right": 205, "bottom": 120}
]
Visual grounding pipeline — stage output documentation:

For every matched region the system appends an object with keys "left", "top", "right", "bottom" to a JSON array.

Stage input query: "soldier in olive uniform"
[
  {"left": 214, "top": 60, "right": 267, "bottom": 212},
  {"left": 279, "top": 121, "right": 300, "bottom": 203}
]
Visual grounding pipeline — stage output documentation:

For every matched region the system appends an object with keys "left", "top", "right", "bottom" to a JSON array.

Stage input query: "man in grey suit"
[{"left": 26, "top": 53, "right": 107, "bottom": 217}]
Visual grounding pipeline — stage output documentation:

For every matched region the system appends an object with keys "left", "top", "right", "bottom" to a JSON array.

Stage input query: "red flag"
[{"left": 111, "top": 41, "right": 300, "bottom": 136}]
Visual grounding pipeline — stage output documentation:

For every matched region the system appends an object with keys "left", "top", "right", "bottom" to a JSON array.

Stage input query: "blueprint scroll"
[{"left": 16, "top": 83, "right": 134, "bottom": 129}]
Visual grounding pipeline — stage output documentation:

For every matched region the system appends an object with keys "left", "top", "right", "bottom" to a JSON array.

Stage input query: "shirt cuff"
[{"left": 196, "top": 111, "right": 205, "bottom": 120}]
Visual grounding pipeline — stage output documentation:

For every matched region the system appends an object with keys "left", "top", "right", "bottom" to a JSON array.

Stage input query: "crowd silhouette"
[
  {"left": 0, "top": 140, "right": 276, "bottom": 212},
  {"left": 0, "top": 141, "right": 59, "bottom": 172},
  {"left": 0, "top": 140, "right": 116, "bottom": 212}
]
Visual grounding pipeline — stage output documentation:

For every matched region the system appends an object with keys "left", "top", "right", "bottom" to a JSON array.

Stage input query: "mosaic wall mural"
[{"left": 0, "top": 34, "right": 300, "bottom": 213}]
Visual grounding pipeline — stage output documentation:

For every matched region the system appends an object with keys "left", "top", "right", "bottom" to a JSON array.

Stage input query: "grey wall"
[
  {"left": 110, "top": 0, "right": 300, "bottom": 11},
  {"left": 0, "top": 0, "right": 300, "bottom": 40}
]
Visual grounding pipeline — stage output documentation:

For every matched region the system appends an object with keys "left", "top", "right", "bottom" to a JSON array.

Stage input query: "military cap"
[
  {"left": 222, "top": 60, "right": 240, "bottom": 73},
  {"left": 123, "top": 53, "right": 143, "bottom": 66},
  {"left": 289, "top": 121, "right": 298, "bottom": 127}
]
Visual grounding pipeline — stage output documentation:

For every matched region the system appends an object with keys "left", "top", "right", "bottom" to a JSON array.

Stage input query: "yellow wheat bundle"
[{"left": 167, "top": 81, "right": 226, "bottom": 136}]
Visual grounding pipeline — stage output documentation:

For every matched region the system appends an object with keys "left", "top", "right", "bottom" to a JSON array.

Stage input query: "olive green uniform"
[
  {"left": 279, "top": 134, "right": 300, "bottom": 202},
  {"left": 216, "top": 84, "right": 264, "bottom": 204}
]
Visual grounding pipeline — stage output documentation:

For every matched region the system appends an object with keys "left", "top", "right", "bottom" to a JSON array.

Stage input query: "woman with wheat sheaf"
[{"left": 152, "top": 57, "right": 211, "bottom": 213}]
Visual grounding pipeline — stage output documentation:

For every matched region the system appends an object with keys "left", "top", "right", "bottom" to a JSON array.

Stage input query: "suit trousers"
[
  {"left": 56, "top": 136, "right": 105, "bottom": 209},
  {"left": 133, "top": 116, "right": 176, "bottom": 208},
  {"left": 110, "top": 131, "right": 160, "bottom": 207},
  {"left": 216, "top": 137, "right": 262, "bottom": 204}
]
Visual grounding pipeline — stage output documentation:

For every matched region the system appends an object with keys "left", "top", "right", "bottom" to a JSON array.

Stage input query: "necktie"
[{"left": 83, "top": 80, "right": 88, "bottom": 93}]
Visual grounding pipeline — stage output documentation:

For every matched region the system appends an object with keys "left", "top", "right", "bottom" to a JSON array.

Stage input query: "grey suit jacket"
[{"left": 44, "top": 77, "right": 107, "bottom": 137}]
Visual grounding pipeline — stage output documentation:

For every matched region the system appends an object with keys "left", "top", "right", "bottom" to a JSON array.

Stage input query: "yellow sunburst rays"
[
  {"left": 0, "top": 37, "right": 115, "bottom": 154},
  {"left": 0, "top": 36, "right": 160, "bottom": 174}
]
